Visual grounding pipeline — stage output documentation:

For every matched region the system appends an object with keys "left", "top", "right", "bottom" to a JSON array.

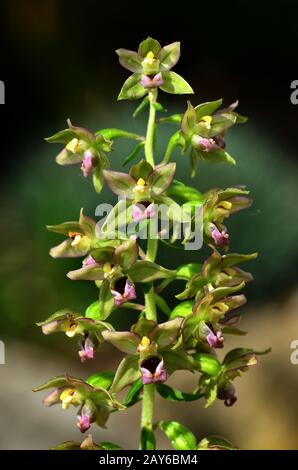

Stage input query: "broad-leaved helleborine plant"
[{"left": 34, "top": 37, "right": 268, "bottom": 451}]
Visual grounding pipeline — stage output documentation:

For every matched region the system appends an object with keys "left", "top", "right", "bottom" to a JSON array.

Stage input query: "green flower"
[
  {"left": 46, "top": 120, "right": 112, "bottom": 193},
  {"left": 116, "top": 37, "right": 193, "bottom": 100}
]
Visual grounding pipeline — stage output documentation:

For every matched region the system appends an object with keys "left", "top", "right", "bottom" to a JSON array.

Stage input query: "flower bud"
[{"left": 217, "top": 381, "right": 237, "bottom": 406}]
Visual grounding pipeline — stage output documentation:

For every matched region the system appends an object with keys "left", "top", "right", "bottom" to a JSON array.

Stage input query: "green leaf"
[
  {"left": 159, "top": 420, "right": 197, "bottom": 450},
  {"left": 157, "top": 384, "right": 203, "bottom": 402},
  {"left": 209, "top": 113, "right": 237, "bottom": 136},
  {"left": 158, "top": 114, "right": 182, "bottom": 125},
  {"left": 98, "top": 279, "right": 115, "bottom": 320},
  {"left": 192, "top": 353, "right": 222, "bottom": 376},
  {"left": 153, "top": 101, "right": 167, "bottom": 112},
  {"left": 170, "top": 300, "right": 194, "bottom": 319},
  {"left": 45, "top": 128, "right": 76, "bottom": 144},
  {"left": 223, "top": 347, "right": 270, "bottom": 372},
  {"left": 197, "top": 435, "right": 237, "bottom": 450},
  {"left": 195, "top": 99, "right": 223, "bottom": 120},
  {"left": 140, "top": 427, "right": 156, "bottom": 450},
  {"left": 114, "top": 238, "right": 138, "bottom": 271},
  {"left": 116, "top": 48, "right": 143, "bottom": 73},
  {"left": 118, "top": 73, "right": 147, "bottom": 101},
  {"left": 159, "top": 42, "right": 180, "bottom": 71},
  {"left": 100, "top": 441, "right": 123, "bottom": 450},
  {"left": 181, "top": 101, "right": 197, "bottom": 137},
  {"left": 122, "top": 379, "right": 143, "bottom": 407},
  {"left": 55, "top": 148, "right": 82, "bottom": 166},
  {"left": 160, "top": 71, "right": 194, "bottom": 95},
  {"left": 127, "top": 261, "right": 175, "bottom": 283},
  {"left": 138, "top": 37, "right": 161, "bottom": 57},
  {"left": 92, "top": 164, "right": 104, "bottom": 194},
  {"left": 176, "top": 263, "right": 202, "bottom": 280},
  {"left": 111, "top": 355, "right": 141, "bottom": 393},
  {"left": 162, "top": 350, "right": 194, "bottom": 374},
  {"left": 166, "top": 180, "right": 203, "bottom": 202},
  {"left": 198, "top": 149, "right": 236, "bottom": 165},
  {"left": 162, "top": 131, "right": 184, "bottom": 163},
  {"left": 122, "top": 141, "right": 145, "bottom": 166},
  {"left": 85, "top": 300, "right": 100, "bottom": 320},
  {"left": 133, "top": 96, "right": 149, "bottom": 118},
  {"left": 103, "top": 169, "right": 135, "bottom": 197},
  {"left": 86, "top": 371, "right": 115, "bottom": 389}
]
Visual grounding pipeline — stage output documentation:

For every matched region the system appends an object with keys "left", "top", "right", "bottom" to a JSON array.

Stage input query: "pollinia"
[{"left": 34, "top": 37, "right": 267, "bottom": 451}]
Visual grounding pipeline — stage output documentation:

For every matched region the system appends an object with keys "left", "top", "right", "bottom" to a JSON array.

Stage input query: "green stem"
[
  {"left": 144, "top": 89, "right": 157, "bottom": 166},
  {"left": 140, "top": 88, "right": 159, "bottom": 449},
  {"left": 140, "top": 383, "right": 155, "bottom": 449}
]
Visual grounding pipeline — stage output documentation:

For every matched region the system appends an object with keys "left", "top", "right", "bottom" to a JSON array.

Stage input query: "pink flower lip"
[
  {"left": 211, "top": 226, "right": 229, "bottom": 246},
  {"left": 111, "top": 277, "right": 136, "bottom": 306}
]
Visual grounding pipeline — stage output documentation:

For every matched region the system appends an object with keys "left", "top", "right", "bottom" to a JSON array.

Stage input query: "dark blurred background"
[{"left": 0, "top": 0, "right": 298, "bottom": 449}]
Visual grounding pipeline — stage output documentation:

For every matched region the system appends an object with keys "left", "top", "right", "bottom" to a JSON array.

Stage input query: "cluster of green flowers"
[{"left": 34, "top": 37, "right": 267, "bottom": 451}]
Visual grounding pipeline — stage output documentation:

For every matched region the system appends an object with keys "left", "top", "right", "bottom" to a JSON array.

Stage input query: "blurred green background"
[{"left": 0, "top": 0, "right": 298, "bottom": 449}]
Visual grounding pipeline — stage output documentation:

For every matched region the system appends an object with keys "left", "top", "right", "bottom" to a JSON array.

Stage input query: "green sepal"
[
  {"left": 138, "top": 37, "right": 161, "bottom": 57},
  {"left": 116, "top": 48, "right": 143, "bottom": 73},
  {"left": 159, "top": 42, "right": 180, "bottom": 71},
  {"left": 100, "top": 441, "right": 123, "bottom": 450},
  {"left": 86, "top": 371, "right": 115, "bottom": 389},
  {"left": 156, "top": 384, "right": 203, "bottom": 402},
  {"left": 127, "top": 261, "right": 175, "bottom": 283},
  {"left": 129, "top": 159, "right": 153, "bottom": 181},
  {"left": 102, "top": 330, "right": 139, "bottom": 354},
  {"left": 103, "top": 169, "right": 135, "bottom": 197},
  {"left": 192, "top": 353, "right": 222, "bottom": 376},
  {"left": 176, "top": 263, "right": 202, "bottom": 280},
  {"left": 170, "top": 300, "right": 194, "bottom": 319},
  {"left": 166, "top": 180, "right": 203, "bottom": 202},
  {"left": 110, "top": 355, "right": 141, "bottom": 393},
  {"left": 98, "top": 279, "right": 115, "bottom": 320},
  {"left": 96, "top": 128, "right": 144, "bottom": 142},
  {"left": 195, "top": 99, "right": 223, "bottom": 120},
  {"left": 140, "top": 427, "right": 156, "bottom": 451},
  {"left": 122, "top": 141, "right": 145, "bottom": 167}
]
